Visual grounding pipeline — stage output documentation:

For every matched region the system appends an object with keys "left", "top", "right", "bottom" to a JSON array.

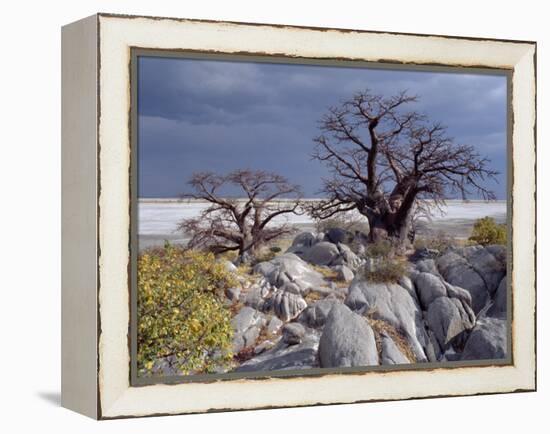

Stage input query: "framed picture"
[{"left": 61, "top": 13, "right": 536, "bottom": 419}]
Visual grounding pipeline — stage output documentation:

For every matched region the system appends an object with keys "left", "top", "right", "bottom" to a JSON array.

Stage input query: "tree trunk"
[{"left": 366, "top": 211, "right": 413, "bottom": 249}]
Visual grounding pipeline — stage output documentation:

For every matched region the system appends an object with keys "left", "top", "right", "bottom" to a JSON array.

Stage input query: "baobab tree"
[
  {"left": 310, "top": 89, "right": 498, "bottom": 247},
  {"left": 178, "top": 169, "right": 303, "bottom": 262}
]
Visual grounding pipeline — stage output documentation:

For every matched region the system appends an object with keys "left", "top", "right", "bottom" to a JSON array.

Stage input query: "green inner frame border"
[{"left": 128, "top": 47, "right": 514, "bottom": 387}]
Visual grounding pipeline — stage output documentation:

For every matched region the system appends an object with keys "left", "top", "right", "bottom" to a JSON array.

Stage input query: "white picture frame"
[{"left": 61, "top": 13, "right": 536, "bottom": 419}]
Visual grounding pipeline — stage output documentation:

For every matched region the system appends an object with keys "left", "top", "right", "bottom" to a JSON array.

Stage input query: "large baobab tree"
[
  {"left": 178, "top": 169, "right": 302, "bottom": 262},
  {"left": 310, "top": 89, "right": 498, "bottom": 247}
]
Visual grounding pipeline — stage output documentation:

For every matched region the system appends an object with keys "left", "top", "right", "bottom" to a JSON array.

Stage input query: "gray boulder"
[
  {"left": 304, "top": 241, "right": 341, "bottom": 266},
  {"left": 319, "top": 304, "right": 379, "bottom": 368},
  {"left": 236, "top": 334, "right": 320, "bottom": 372},
  {"left": 345, "top": 280, "right": 429, "bottom": 362},
  {"left": 266, "top": 316, "right": 284, "bottom": 336},
  {"left": 279, "top": 281, "right": 303, "bottom": 295},
  {"left": 414, "top": 272, "right": 448, "bottom": 309},
  {"left": 300, "top": 299, "right": 341, "bottom": 328},
  {"left": 487, "top": 276, "right": 507, "bottom": 319},
  {"left": 282, "top": 322, "right": 306, "bottom": 345},
  {"left": 379, "top": 333, "right": 410, "bottom": 365},
  {"left": 287, "top": 232, "right": 318, "bottom": 256},
  {"left": 460, "top": 245, "right": 506, "bottom": 294},
  {"left": 225, "top": 287, "right": 241, "bottom": 302},
  {"left": 253, "top": 253, "right": 325, "bottom": 293},
  {"left": 242, "top": 278, "right": 273, "bottom": 311},
  {"left": 443, "top": 282, "right": 474, "bottom": 309},
  {"left": 292, "top": 231, "right": 317, "bottom": 248},
  {"left": 332, "top": 243, "right": 363, "bottom": 270},
  {"left": 272, "top": 290, "right": 308, "bottom": 322},
  {"left": 398, "top": 275, "right": 415, "bottom": 297},
  {"left": 334, "top": 264, "right": 355, "bottom": 282},
  {"left": 415, "top": 259, "right": 439, "bottom": 275},
  {"left": 461, "top": 317, "right": 507, "bottom": 360},
  {"left": 325, "top": 227, "right": 353, "bottom": 244},
  {"left": 436, "top": 251, "right": 489, "bottom": 313},
  {"left": 425, "top": 297, "right": 475, "bottom": 350},
  {"left": 231, "top": 307, "right": 267, "bottom": 353}
]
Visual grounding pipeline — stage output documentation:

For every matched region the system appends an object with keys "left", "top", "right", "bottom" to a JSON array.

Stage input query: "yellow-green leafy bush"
[
  {"left": 137, "top": 246, "right": 236, "bottom": 376},
  {"left": 468, "top": 217, "right": 507, "bottom": 246}
]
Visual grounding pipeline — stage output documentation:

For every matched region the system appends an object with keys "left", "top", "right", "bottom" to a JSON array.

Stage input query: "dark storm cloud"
[{"left": 138, "top": 56, "right": 507, "bottom": 199}]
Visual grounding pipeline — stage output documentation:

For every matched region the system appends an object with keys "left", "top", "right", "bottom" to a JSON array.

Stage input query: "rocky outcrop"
[
  {"left": 334, "top": 264, "right": 354, "bottom": 282},
  {"left": 414, "top": 272, "right": 448, "bottom": 309},
  {"left": 461, "top": 317, "right": 507, "bottom": 360},
  {"left": 299, "top": 298, "right": 341, "bottom": 328},
  {"left": 487, "top": 276, "right": 507, "bottom": 319},
  {"left": 345, "top": 280, "right": 429, "bottom": 362},
  {"left": 436, "top": 251, "right": 489, "bottom": 313},
  {"left": 242, "top": 278, "right": 274, "bottom": 311},
  {"left": 303, "top": 241, "right": 341, "bottom": 266},
  {"left": 226, "top": 241, "right": 508, "bottom": 373},
  {"left": 425, "top": 297, "right": 475, "bottom": 351},
  {"left": 231, "top": 307, "right": 267, "bottom": 353},
  {"left": 236, "top": 333, "right": 320, "bottom": 372},
  {"left": 254, "top": 253, "right": 325, "bottom": 294},
  {"left": 435, "top": 246, "right": 506, "bottom": 313},
  {"left": 325, "top": 227, "right": 354, "bottom": 244},
  {"left": 271, "top": 290, "right": 308, "bottom": 322},
  {"left": 282, "top": 322, "right": 306, "bottom": 345},
  {"left": 379, "top": 333, "right": 410, "bottom": 365},
  {"left": 287, "top": 232, "right": 364, "bottom": 271},
  {"left": 319, "top": 304, "right": 379, "bottom": 368}
]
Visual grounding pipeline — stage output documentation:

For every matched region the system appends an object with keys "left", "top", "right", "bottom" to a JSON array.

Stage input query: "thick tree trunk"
[{"left": 366, "top": 211, "right": 413, "bottom": 249}]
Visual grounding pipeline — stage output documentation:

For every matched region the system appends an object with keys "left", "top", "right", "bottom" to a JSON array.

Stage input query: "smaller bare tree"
[{"left": 178, "top": 169, "right": 303, "bottom": 262}]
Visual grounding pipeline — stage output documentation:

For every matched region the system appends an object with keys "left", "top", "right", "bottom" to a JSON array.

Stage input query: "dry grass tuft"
[
  {"left": 360, "top": 258, "right": 407, "bottom": 283},
  {"left": 365, "top": 309, "right": 416, "bottom": 363}
]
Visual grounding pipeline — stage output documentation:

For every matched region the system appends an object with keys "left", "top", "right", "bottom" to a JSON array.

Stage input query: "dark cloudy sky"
[{"left": 137, "top": 56, "right": 508, "bottom": 199}]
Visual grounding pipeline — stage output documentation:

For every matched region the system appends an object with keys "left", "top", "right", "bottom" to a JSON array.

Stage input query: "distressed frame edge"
[
  {"left": 95, "top": 14, "right": 537, "bottom": 419},
  {"left": 61, "top": 13, "right": 100, "bottom": 420}
]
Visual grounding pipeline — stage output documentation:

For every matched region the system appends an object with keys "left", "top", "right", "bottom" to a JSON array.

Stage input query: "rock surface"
[
  {"left": 436, "top": 251, "right": 488, "bottom": 313},
  {"left": 345, "top": 280, "right": 429, "bottom": 362},
  {"left": 272, "top": 290, "right": 308, "bottom": 322},
  {"left": 414, "top": 272, "right": 448, "bottom": 309},
  {"left": 334, "top": 264, "right": 355, "bottom": 282},
  {"left": 282, "top": 322, "right": 306, "bottom": 345},
  {"left": 487, "top": 276, "right": 507, "bottom": 319},
  {"left": 299, "top": 299, "right": 341, "bottom": 328},
  {"left": 231, "top": 307, "right": 267, "bottom": 353},
  {"left": 461, "top": 317, "right": 507, "bottom": 360},
  {"left": 379, "top": 333, "right": 410, "bottom": 365},
  {"left": 236, "top": 334, "right": 320, "bottom": 372},
  {"left": 425, "top": 296, "right": 475, "bottom": 350},
  {"left": 254, "top": 253, "right": 325, "bottom": 293},
  {"left": 319, "top": 304, "right": 379, "bottom": 368}
]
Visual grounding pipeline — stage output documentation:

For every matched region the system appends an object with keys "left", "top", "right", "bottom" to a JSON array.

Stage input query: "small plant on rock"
[{"left": 360, "top": 257, "right": 407, "bottom": 283}]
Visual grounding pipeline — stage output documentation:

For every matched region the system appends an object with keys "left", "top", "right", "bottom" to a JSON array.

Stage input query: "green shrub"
[
  {"left": 137, "top": 245, "right": 236, "bottom": 376},
  {"left": 360, "top": 257, "right": 407, "bottom": 283},
  {"left": 468, "top": 217, "right": 507, "bottom": 246}
]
